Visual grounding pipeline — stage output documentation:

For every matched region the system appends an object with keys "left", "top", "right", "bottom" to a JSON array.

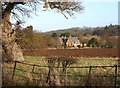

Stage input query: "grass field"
[
  {"left": 3, "top": 56, "right": 120, "bottom": 86},
  {"left": 24, "top": 56, "right": 119, "bottom": 65}
]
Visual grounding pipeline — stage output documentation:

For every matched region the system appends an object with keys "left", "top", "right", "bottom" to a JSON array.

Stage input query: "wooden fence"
[{"left": 6, "top": 61, "right": 120, "bottom": 86}]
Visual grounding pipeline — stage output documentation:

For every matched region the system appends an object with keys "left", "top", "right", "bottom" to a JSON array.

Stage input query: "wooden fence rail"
[{"left": 10, "top": 61, "right": 120, "bottom": 86}]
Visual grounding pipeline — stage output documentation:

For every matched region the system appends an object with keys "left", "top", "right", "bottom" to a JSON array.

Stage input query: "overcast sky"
[{"left": 14, "top": 0, "right": 118, "bottom": 32}]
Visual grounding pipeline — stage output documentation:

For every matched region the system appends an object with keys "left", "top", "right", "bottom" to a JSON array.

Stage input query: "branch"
[
  {"left": 2, "top": 2, "right": 25, "bottom": 18},
  {"left": 61, "top": 11, "right": 68, "bottom": 19}
]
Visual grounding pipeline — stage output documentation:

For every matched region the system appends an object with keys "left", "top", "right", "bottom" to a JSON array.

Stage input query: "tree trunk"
[{"left": 2, "top": 11, "right": 24, "bottom": 62}]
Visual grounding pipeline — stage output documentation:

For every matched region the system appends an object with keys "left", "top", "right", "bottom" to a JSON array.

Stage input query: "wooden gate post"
[
  {"left": 86, "top": 65, "right": 92, "bottom": 86},
  {"left": 114, "top": 65, "right": 117, "bottom": 87},
  {"left": 32, "top": 64, "right": 35, "bottom": 74},
  {"left": 12, "top": 61, "right": 17, "bottom": 79}
]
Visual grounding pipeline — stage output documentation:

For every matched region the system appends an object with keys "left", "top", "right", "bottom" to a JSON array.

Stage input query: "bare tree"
[{"left": 1, "top": 0, "right": 83, "bottom": 62}]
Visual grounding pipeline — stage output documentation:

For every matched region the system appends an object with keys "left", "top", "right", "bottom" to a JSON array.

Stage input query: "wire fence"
[{"left": 3, "top": 60, "right": 120, "bottom": 87}]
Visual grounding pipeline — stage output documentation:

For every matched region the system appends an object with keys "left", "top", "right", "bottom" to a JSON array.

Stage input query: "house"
[
  {"left": 66, "top": 35, "right": 82, "bottom": 47},
  {"left": 58, "top": 35, "right": 82, "bottom": 48}
]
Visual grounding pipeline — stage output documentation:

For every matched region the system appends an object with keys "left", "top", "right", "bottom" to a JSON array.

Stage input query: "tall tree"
[{"left": 1, "top": 0, "right": 83, "bottom": 62}]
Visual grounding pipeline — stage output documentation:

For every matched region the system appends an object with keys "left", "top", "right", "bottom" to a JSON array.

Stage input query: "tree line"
[
  {"left": 15, "top": 24, "right": 118, "bottom": 50},
  {"left": 47, "top": 24, "right": 119, "bottom": 48},
  {"left": 15, "top": 25, "right": 59, "bottom": 50}
]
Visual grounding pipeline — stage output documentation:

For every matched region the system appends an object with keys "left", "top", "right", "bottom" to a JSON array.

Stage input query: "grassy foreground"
[
  {"left": 3, "top": 56, "right": 120, "bottom": 86},
  {"left": 24, "top": 56, "right": 119, "bottom": 65}
]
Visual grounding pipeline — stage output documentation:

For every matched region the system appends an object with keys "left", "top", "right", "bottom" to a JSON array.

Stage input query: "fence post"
[
  {"left": 86, "top": 65, "right": 92, "bottom": 86},
  {"left": 12, "top": 61, "right": 17, "bottom": 79},
  {"left": 32, "top": 64, "right": 35, "bottom": 73},
  {"left": 114, "top": 65, "right": 117, "bottom": 87},
  {"left": 46, "top": 69, "right": 51, "bottom": 86}
]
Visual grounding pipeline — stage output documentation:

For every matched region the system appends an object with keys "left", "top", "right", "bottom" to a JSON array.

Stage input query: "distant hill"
[
  {"left": 45, "top": 27, "right": 83, "bottom": 36},
  {"left": 92, "top": 25, "right": 119, "bottom": 36},
  {"left": 45, "top": 24, "right": 119, "bottom": 37}
]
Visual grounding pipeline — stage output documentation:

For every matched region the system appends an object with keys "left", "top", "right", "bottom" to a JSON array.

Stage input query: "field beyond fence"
[{"left": 2, "top": 56, "right": 120, "bottom": 87}]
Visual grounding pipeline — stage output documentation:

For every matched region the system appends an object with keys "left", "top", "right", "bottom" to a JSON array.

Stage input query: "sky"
[{"left": 19, "top": 0, "right": 118, "bottom": 32}]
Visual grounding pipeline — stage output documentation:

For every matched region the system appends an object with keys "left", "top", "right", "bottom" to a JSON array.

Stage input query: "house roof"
[{"left": 71, "top": 37, "right": 79, "bottom": 43}]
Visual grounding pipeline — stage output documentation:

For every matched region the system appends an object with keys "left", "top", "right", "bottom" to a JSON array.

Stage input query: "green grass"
[
  {"left": 24, "top": 56, "right": 46, "bottom": 65},
  {"left": 23, "top": 56, "right": 119, "bottom": 67},
  {"left": 75, "top": 57, "right": 118, "bottom": 66},
  {"left": 23, "top": 56, "right": 119, "bottom": 66}
]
